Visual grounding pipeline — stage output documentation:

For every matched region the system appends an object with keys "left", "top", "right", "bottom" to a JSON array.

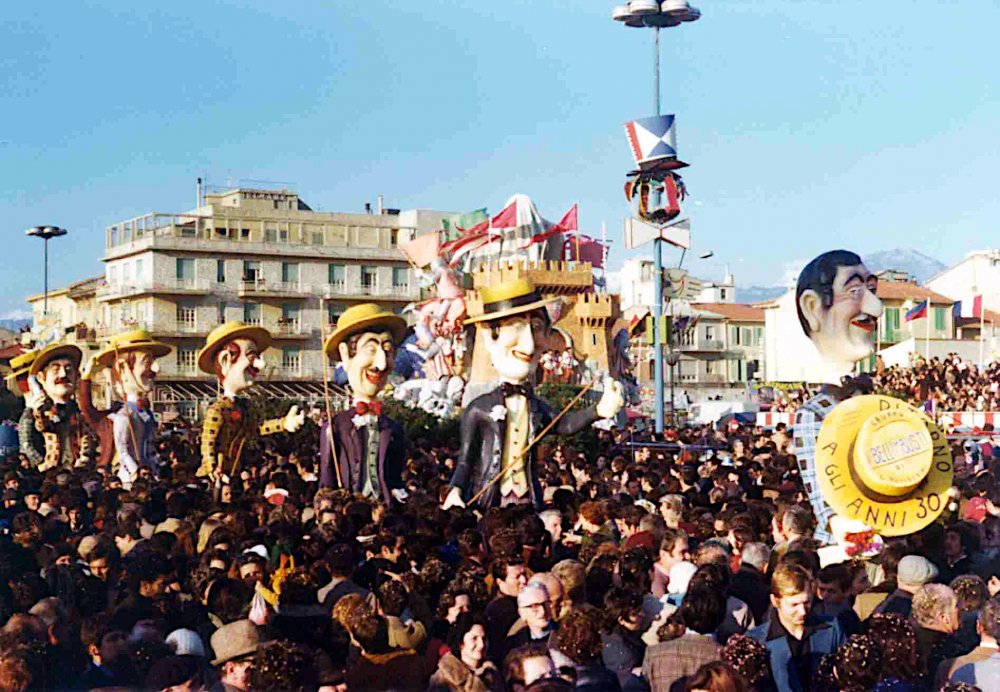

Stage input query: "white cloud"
[
  {"left": 0, "top": 309, "right": 31, "bottom": 321},
  {"left": 778, "top": 259, "right": 808, "bottom": 289}
]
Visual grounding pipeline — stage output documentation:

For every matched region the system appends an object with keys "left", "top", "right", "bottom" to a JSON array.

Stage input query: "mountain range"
[{"left": 736, "top": 248, "right": 947, "bottom": 304}]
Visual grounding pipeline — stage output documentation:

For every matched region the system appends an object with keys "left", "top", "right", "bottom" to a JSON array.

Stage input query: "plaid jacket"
[
  {"left": 792, "top": 389, "right": 841, "bottom": 544},
  {"left": 198, "top": 397, "right": 286, "bottom": 478},
  {"left": 642, "top": 632, "right": 721, "bottom": 691}
]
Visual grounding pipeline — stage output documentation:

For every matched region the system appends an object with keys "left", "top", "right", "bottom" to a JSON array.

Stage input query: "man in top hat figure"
[
  {"left": 19, "top": 343, "right": 89, "bottom": 470},
  {"left": 197, "top": 322, "right": 305, "bottom": 483},
  {"left": 443, "top": 279, "right": 624, "bottom": 511},
  {"left": 319, "top": 304, "right": 408, "bottom": 504},
  {"left": 94, "top": 330, "right": 172, "bottom": 489}
]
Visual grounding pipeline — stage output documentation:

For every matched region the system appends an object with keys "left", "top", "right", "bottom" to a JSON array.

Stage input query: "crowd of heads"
[{"left": 0, "top": 385, "right": 999, "bottom": 690}]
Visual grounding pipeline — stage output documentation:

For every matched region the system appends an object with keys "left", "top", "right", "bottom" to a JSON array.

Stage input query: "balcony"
[
  {"left": 238, "top": 279, "right": 308, "bottom": 299},
  {"left": 321, "top": 281, "right": 418, "bottom": 301},
  {"left": 680, "top": 339, "right": 726, "bottom": 352},
  {"left": 96, "top": 279, "right": 211, "bottom": 302},
  {"left": 702, "top": 373, "right": 727, "bottom": 384},
  {"left": 272, "top": 320, "right": 312, "bottom": 340}
]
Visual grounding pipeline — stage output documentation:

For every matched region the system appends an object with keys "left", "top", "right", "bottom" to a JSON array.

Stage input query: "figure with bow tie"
[
  {"left": 93, "top": 330, "right": 172, "bottom": 489},
  {"left": 443, "top": 279, "right": 624, "bottom": 511},
  {"left": 197, "top": 322, "right": 305, "bottom": 485},
  {"left": 319, "top": 304, "right": 409, "bottom": 503}
]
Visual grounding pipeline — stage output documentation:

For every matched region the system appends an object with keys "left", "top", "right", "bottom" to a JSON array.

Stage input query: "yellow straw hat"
[
  {"left": 29, "top": 343, "right": 83, "bottom": 377},
  {"left": 197, "top": 322, "right": 272, "bottom": 375},
  {"left": 815, "top": 394, "right": 953, "bottom": 537},
  {"left": 465, "top": 278, "right": 558, "bottom": 325},
  {"left": 324, "top": 303, "right": 407, "bottom": 362},
  {"left": 95, "top": 329, "right": 172, "bottom": 368},
  {"left": 8, "top": 350, "right": 38, "bottom": 379}
]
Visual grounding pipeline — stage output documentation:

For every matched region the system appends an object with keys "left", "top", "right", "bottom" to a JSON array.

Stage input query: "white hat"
[{"left": 166, "top": 629, "right": 205, "bottom": 658}]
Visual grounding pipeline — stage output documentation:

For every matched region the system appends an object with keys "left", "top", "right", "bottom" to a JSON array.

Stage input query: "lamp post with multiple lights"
[
  {"left": 25, "top": 226, "right": 68, "bottom": 317},
  {"left": 611, "top": 0, "right": 700, "bottom": 433}
]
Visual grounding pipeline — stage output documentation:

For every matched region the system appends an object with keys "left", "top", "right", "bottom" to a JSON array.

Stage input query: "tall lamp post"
[
  {"left": 25, "top": 226, "right": 68, "bottom": 317},
  {"left": 612, "top": 0, "right": 700, "bottom": 433}
]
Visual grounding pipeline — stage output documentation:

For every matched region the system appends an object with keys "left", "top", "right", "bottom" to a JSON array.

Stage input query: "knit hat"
[
  {"left": 897, "top": 555, "right": 938, "bottom": 586},
  {"left": 166, "top": 629, "right": 206, "bottom": 658}
]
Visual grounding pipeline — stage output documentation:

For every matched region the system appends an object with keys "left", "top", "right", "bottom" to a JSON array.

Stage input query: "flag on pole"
[
  {"left": 398, "top": 232, "right": 441, "bottom": 268},
  {"left": 564, "top": 236, "right": 606, "bottom": 268},
  {"left": 441, "top": 209, "right": 488, "bottom": 241},
  {"left": 953, "top": 295, "right": 983, "bottom": 319},
  {"left": 490, "top": 201, "right": 518, "bottom": 229},
  {"left": 520, "top": 204, "right": 578, "bottom": 249},
  {"left": 905, "top": 300, "right": 928, "bottom": 322}
]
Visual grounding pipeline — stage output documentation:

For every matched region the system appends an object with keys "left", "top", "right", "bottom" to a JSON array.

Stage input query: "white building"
[
  {"left": 926, "top": 249, "right": 1000, "bottom": 311},
  {"left": 618, "top": 258, "right": 732, "bottom": 311}
]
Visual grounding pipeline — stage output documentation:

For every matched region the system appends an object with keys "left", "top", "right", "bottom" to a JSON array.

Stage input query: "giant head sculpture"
[
  {"left": 96, "top": 329, "right": 172, "bottom": 400},
  {"left": 29, "top": 344, "right": 82, "bottom": 406},
  {"left": 796, "top": 250, "right": 883, "bottom": 370},
  {"left": 325, "top": 304, "right": 407, "bottom": 403},
  {"left": 198, "top": 323, "right": 272, "bottom": 397}
]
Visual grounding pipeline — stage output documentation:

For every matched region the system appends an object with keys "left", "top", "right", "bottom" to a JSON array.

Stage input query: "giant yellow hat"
[
  {"left": 815, "top": 395, "right": 953, "bottom": 537},
  {"left": 4, "top": 350, "right": 37, "bottom": 395},
  {"left": 197, "top": 322, "right": 272, "bottom": 374},
  {"left": 29, "top": 343, "right": 82, "bottom": 377},
  {"left": 465, "top": 278, "right": 559, "bottom": 325},
  {"left": 95, "top": 329, "right": 172, "bottom": 368},
  {"left": 324, "top": 303, "right": 407, "bottom": 362}
]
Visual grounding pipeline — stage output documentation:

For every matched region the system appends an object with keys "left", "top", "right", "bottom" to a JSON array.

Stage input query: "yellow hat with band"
[
  {"left": 816, "top": 394, "right": 953, "bottom": 537},
  {"left": 29, "top": 343, "right": 83, "bottom": 377},
  {"left": 466, "top": 278, "right": 559, "bottom": 325},
  {"left": 4, "top": 350, "right": 37, "bottom": 395},
  {"left": 95, "top": 329, "right": 172, "bottom": 368}
]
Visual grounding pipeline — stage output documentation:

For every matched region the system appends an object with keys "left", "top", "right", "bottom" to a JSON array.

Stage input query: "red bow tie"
[{"left": 355, "top": 401, "right": 382, "bottom": 416}]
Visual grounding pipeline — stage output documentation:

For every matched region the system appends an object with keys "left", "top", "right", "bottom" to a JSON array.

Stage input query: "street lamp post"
[
  {"left": 666, "top": 350, "right": 680, "bottom": 424},
  {"left": 612, "top": 0, "right": 700, "bottom": 433},
  {"left": 25, "top": 226, "right": 68, "bottom": 317}
]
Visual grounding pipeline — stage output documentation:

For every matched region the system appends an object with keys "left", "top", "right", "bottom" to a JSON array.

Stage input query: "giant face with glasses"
[{"left": 796, "top": 250, "right": 883, "bottom": 366}]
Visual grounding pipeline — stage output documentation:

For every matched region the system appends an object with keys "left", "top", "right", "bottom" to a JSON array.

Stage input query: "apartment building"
[{"left": 93, "top": 187, "right": 452, "bottom": 416}]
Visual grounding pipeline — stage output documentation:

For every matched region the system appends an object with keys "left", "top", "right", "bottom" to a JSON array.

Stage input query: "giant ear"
[
  {"left": 338, "top": 342, "right": 351, "bottom": 363},
  {"left": 217, "top": 344, "right": 235, "bottom": 373},
  {"left": 798, "top": 289, "right": 824, "bottom": 334}
]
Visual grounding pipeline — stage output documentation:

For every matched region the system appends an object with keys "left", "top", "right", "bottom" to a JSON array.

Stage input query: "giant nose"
[
  {"left": 374, "top": 345, "right": 388, "bottom": 371},
  {"left": 151, "top": 360, "right": 160, "bottom": 375},
  {"left": 863, "top": 287, "right": 883, "bottom": 319},
  {"left": 253, "top": 356, "right": 265, "bottom": 370},
  {"left": 516, "top": 322, "right": 535, "bottom": 357}
]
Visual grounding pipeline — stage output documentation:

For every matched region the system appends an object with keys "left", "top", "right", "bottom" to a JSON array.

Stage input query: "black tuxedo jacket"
[
  {"left": 319, "top": 410, "right": 407, "bottom": 505},
  {"left": 449, "top": 386, "right": 597, "bottom": 509}
]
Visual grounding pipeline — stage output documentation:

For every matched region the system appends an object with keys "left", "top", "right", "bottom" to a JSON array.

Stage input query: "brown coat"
[
  {"left": 427, "top": 652, "right": 499, "bottom": 692},
  {"left": 78, "top": 378, "right": 119, "bottom": 469}
]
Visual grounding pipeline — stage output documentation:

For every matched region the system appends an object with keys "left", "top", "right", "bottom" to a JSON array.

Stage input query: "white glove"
[
  {"left": 283, "top": 405, "right": 305, "bottom": 433},
  {"left": 442, "top": 486, "right": 466, "bottom": 510},
  {"left": 24, "top": 376, "right": 46, "bottom": 412},
  {"left": 596, "top": 377, "right": 625, "bottom": 419}
]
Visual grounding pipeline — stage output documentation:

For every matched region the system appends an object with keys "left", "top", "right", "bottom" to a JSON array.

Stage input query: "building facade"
[
  {"left": 63, "top": 188, "right": 453, "bottom": 417},
  {"left": 926, "top": 249, "right": 1000, "bottom": 313}
]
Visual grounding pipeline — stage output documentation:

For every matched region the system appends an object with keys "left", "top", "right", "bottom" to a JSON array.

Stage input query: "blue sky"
[{"left": 3, "top": 0, "right": 1000, "bottom": 317}]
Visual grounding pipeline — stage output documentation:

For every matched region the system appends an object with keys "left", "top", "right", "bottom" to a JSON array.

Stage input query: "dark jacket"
[
  {"left": 731, "top": 564, "right": 770, "bottom": 624},
  {"left": 749, "top": 615, "right": 845, "bottom": 692},
  {"left": 319, "top": 411, "right": 407, "bottom": 505},
  {"left": 449, "top": 387, "right": 597, "bottom": 509}
]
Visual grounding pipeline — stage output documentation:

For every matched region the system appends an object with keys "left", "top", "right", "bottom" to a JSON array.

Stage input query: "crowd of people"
[{"left": 0, "top": 399, "right": 999, "bottom": 691}]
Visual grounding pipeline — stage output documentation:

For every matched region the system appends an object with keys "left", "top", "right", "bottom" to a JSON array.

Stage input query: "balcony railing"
[
  {"left": 322, "top": 282, "right": 414, "bottom": 300},
  {"left": 238, "top": 279, "right": 307, "bottom": 297},
  {"left": 274, "top": 320, "right": 310, "bottom": 337},
  {"left": 97, "top": 279, "right": 210, "bottom": 300}
]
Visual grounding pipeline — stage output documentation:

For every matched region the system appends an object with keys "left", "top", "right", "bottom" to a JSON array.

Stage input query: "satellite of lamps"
[{"left": 611, "top": 0, "right": 701, "bottom": 28}]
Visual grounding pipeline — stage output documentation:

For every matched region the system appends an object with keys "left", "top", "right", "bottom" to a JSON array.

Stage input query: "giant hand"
[
  {"left": 283, "top": 405, "right": 305, "bottom": 433},
  {"left": 596, "top": 377, "right": 625, "bottom": 419},
  {"left": 442, "top": 486, "right": 466, "bottom": 510},
  {"left": 24, "top": 376, "right": 46, "bottom": 412}
]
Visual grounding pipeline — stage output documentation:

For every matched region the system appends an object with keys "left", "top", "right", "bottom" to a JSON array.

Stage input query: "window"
[
  {"left": 392, "top": 267, "right": 408, "bottom": 288},
  {"left": 243, "top": 302, "right": 261, "bottom": 325},
  {"left": 217, "top": 302, "right": 226, "bottom": 325},
  {"left": 705, "top": 326, "right": 716, "bottom": 341},
  {"left": 135, "top": 259, "right": 144, "bottom": 284},
  {"left": 720, "top": 288, "right": 727, "bottom": 301},
  {"left": 180, "top": 227, "right": 196, "bottom": 238},
  {"left": 109, "top": 266, "right": 118, "bottom": 286},
  {"left": 178, "top": 348, "right": 197, "bottom": 373},
  {"left": 281, "top": 262, "right": 299, "bottom": 286},
  {"left": 280, "top": 303, "right": 300, "bottom": 331},
  {"left": 754, "top": 327, "right": 763, "bottom": 346},
  {"left": 361, "top": 266, "right": 377, "bottom": 289},
  {"left": 176, "top": 303, "right": 196, "bottom": 330},
  {"left": 282, "top": 347, "right": 301, "bottom": 373},
  {"left": 390, "top": 228, "right": 399, "bottom": 246},
  {"left": 731, "top": 326, "right": 740, "bottom": 345},
  {"left": 312, "top": 231, "right": 324, "bottom": 245},
  {"left": 884, "top": 308, "right": 901, "bottom": 339},
  {"left": 934, "top": 307, "right": 945, "bottom": 331},
  {"left": 328, "top": 264, "right": 345, "bottom": 286},
  {"left": 176, "top": 258, "right": 195, "bottom": 283},
  {"left": 240, "top": 228, "right": 250, "bottom": 240},
  {"left": 327, "top": 302, "right": 345, "bottom": 326},
  {"left": 216, "top": 259, "right": 226, "bottom": 283},
  {"left": 265, "top": 229, "right": 277, "bottom": 243},
  {"left": 243, "top": 261, "right": 261, "bottom": 282},
  {"left": 279, "top": 229, "right": 289, "bottom": 242}
]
